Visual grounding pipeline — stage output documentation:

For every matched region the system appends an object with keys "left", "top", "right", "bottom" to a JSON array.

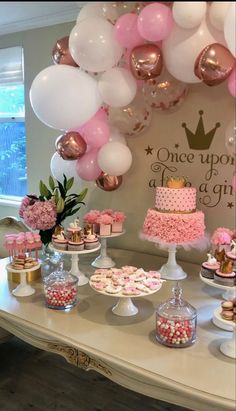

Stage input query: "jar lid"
[{"left": 43, "top": 262, "right": 78, "bottom": 287}]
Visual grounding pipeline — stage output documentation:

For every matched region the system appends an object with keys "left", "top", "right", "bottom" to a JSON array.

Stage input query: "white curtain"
[{"left": 0, "top": 46, "right": 24, "bottom": 85}]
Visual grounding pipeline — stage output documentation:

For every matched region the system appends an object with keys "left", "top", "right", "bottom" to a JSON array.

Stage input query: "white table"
[{"left": 0, "top": 249, "right": 235, "bottom": 411}]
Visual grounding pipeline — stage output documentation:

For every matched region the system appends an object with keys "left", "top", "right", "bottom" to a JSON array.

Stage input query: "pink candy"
[
  {"left": 156, "top": 316, "right": 196, "bottom": 347},
  {"left": 44, "top": 284, "right": 78, "bottom": 309}
]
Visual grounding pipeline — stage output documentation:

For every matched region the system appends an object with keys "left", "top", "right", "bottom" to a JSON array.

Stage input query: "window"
[{"left": 0, "top": 46, "right": 27, "bottom": 201}]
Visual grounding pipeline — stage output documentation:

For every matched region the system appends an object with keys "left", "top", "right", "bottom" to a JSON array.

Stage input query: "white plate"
[
  {"left": 97, "top": 230, "right": 126, "bottom": 239},
  {"left": 199, "top": 273, "right": 236, "bottom": 291},
  {"left": 6, "top": 263, "right": 40, "bottom": 273},
  {"left": 89, "top": 280, "right": 163, "bottom": 299},
  {"left": 214, "top": 306, "right": 235, "bottom": 328},
  {"left": 49, "top": 243, "right": 101, "bottom": 255}
]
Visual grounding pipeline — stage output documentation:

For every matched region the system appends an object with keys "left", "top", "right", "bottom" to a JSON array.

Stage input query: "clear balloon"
[
  {"left": 225, "top": 119, "right": 236, "bottom": 158},
  {"left": 108, "top": 91, "right": 152, "bottom": 136},
  {"left": 96, "top": 172, "right": 123, "bottom": 191},
  {"left": 194, "top": 43, "right": 235, "bottom": 86},
  {"left": 30, "top": 65, "right": 102, "bottom": 130},
  {"left": 209, "top": 2, "right": 230, "bottom": 31},
  {"left": 130, "top": 44, "right": 163, "bottom": 80},
  {"left": 77, "top": 2, "right": 104, "bottom": 23},
  {"left": 102, "top": 2, "right": 137, "bottom": 24},
  {"left": 98, "top": 142, "right": 132, "bottom": 175},
  {"left": 228, "top": 67, "right": 236, "bottom": 98},
  {"left": 52, "top": 36, "right": 78, "bottom": 66},
  {"left": 142, "top": 70, "right": 189, "bottom": 111},
  {"left": 98, "top": 67, "right": 137, "bottom": 107},
  {"left": 137, "top": 3, "right": 173, "bottom": 42},
  {"left": 69, "top": 17, "right": 124, "bottom": 72},
  {"left": 173, "top": 2, "right": 207, "bottom": 29},
  {"left": 162, "top": 13, "right": 225, "bottom": 83},
  {"left": 224, "top": 2, "right": 236, "bottom": 57},
  {"left": 50, "top": 152, "right": 79, "bottom": 182},
  {"left": 108, "top": 126, "right": 127, "bottom": 145},
  {"left": 55, "top": 132, "right": 87, "bottom": 160},
  {"left": 114, "top": 13, "right": 143, "bottom": 49},
  {"left": 76, "top": 149, "right": 101, "bottom": 181}
]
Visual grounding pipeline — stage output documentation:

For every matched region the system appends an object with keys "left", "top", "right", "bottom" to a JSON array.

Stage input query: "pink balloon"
[
  {"left": 228, "top": 67, "right": 236, "bottom": 97},
  {"left": 93, "top": 107, "right": 109, "bottom": 122},
  {"left": 76, "top": 149, "right": 101, "bottom": 181},
  {"left": 80, "top": 118, "right": 110, "bottom": 148},
  {"left": 115, "top": 13, "right": 144, "bottom": 49},
  {"left": 137, "top": 3, "right": 173, "bottom": 42}
]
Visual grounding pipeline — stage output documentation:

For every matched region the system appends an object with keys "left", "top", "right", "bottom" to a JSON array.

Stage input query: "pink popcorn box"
[
  {"left": 93, "top": 223, "right": 100, "bottom": 234},
  {"left": 99, "top": 224, "right": 111, "bottom": 236},
  {"left": 112, "top": 222, "right": 123, "bottom": 233}
]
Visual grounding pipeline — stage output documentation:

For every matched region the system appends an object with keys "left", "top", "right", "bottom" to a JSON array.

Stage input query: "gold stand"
[{"left": 7, "top": 266, "right": 41, "bottom": 284}]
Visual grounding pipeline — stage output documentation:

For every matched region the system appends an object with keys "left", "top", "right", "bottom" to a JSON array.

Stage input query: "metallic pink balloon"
[
  {"left": 52, "top": 36, "right": 78, "bottom": 67},
  {"left": 56, "top": 132, "right": 87, "bottom": 160},
  {"left": 130, "top": 43, "right": 163, "bottom": 80},
  {"left": 95, "top": 172, "right": 123, "bottom": 191},
  {"left": 194, "top": 43, "right": 235, "bottom": 86}
]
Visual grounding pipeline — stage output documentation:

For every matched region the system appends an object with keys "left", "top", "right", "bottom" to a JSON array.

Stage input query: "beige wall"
[{"left": 0, "top": 22, "right": 235, "bottom": 265}]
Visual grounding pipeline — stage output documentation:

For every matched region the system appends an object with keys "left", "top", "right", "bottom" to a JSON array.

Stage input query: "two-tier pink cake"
[{"left": 141, "top": 177, "right": 206, "bottom": 247}]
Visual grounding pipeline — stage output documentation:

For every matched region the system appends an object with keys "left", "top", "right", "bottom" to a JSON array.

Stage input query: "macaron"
[
  {"left": 221, "top": 301, "right": 234, "bottom": 310},
  {"left": 221, "top": 310, "right": 234, "bottom": 321}
]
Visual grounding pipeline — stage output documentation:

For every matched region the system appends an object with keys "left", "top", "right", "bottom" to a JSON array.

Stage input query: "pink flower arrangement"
[
  {"left": 211, "top": 227, "right": 233, "bottom": 246},
  {"left": 101, "top": 209, "right": 114, "bottom": 216},
  {"left": 97, "top": 213, "right": 114, "bottom": 225},
  {"left": 84, "top": 210, "right": 100, "bottom": 224},
  {"left": 112, "top": 211, "right": 126, "bottom": 223},
  {"left": 22, "top": 199, "right": 57, "bottom": 231}
]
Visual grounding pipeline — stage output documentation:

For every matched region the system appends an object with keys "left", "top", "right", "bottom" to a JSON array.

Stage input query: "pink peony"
[
  {"left": 19, "top": 196, "right": 33, "bottom": 218},
  {"left": 22, "top": 199, "right": 57, "bottom": 231},
  {"left": 97, "top": 213, "right": 113, "bottom": 225},
  {"left": 84, "top": 210, "right": 100, "bottom": 224},
  {"left": 112, "top": 211, "right": 126, "bottom": 223},
  {"left": 211, "top": 227, "right": 233, "bottom": 245},
  {"left": 101, "top": 209, "right": 114, "bottom": 216}
]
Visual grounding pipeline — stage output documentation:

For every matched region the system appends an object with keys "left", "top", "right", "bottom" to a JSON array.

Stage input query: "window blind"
[{"left": 0, "top": 46, "right": 24, "bottom": 85}]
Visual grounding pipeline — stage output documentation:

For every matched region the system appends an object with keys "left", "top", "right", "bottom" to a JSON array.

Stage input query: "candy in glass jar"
[
  {"left": 43, "top": 262, "right": 78, "bottom": 310},
  {"left": 156, "top": 282, "right": 197, "bottom": 348}
]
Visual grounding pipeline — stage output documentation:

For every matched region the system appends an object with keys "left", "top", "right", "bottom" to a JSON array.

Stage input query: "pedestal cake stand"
[
  {"left": 91, "top": 231, "right": 125, "bottom": 269},
  {"left": 89, "top": 281, "right": 163, "bottom": 317},
  {"left": 214, "top": 307, "right": 236, "bottom": 359},
  {"left": 49, "top": 244, "right": 101, "bottom": 286},
  {"left": 6, "top": 263, "right": 40, "bottom": 297},
  {"left": 156, "top": 244, "right": 187, "bottom": 281}
]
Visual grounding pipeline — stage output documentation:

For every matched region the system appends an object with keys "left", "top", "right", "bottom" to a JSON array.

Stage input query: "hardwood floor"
[{"left": 0, "top": 337, "right": 191, "bottom": 411}]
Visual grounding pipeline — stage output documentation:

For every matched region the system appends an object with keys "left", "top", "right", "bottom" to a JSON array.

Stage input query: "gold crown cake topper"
[
  {"left": 220, "top": 259, "right": 233, "bottom": 274},
  {"left": 166, "top": 176, "right": 186, "bottom": 188},
  {"left": 182, "top": 110, "right": 221, "bottom": 150}
]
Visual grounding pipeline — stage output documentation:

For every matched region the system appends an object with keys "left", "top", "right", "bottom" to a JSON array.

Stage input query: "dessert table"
[{"left": 0, "top": 249, "right": 235, "bottom": 411}]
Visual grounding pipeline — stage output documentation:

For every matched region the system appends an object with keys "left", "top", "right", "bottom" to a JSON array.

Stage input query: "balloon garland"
[{"left": 29, "top": 1, "right": 236, "bottom": 191}]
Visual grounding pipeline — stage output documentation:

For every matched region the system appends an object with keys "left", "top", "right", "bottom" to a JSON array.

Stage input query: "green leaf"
[
  {"left": 66, "top": 177, "right": 74, "bottom": 191},
  {"left": 49, "top": 176, "right": 55, "bottom": 191},
  {"left": 39, "top": 180, "right": 51, "bottom": 198},
  {"left": 63, "top": 174, "right": 67, "bottom": 190},
  {"left": 56, "top": 197, "right": 65, "bottom": 213},
  {"left": 77, "top": 188, "right": 88, "bottom": 203},
  {"left": 57, "top": 181, "right": 66, "bottom": 199},
  {"left": 54, "top": 188, "right": 59, "bottom": 204}
]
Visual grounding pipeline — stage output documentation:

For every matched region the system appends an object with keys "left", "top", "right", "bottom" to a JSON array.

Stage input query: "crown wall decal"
[{"left": 182, "top": 110, "right": 221, "bottom": 150}]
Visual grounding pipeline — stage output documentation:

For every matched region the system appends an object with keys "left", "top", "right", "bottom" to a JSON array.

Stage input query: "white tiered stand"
[
  {"left": 6, "top": 263, "right": 40, "bottom": 297},
  {"left": 49, "top": 244, "right": 101, "bottom": 286},
  {"left": 214, "top": 306, "right": 236, "bottom": 359},
  {"left": 91, "top": 231, "right": 125, "bottom": 269}
]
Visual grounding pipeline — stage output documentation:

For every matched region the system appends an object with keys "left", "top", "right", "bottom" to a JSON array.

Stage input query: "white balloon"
[
  {"left": 209, "top": 2, "right": 230, "bottom": 31},
  {"left": 30, "top": 65, "right": 102, "bottom": 130},
  {"left": 162, "top": 13, "right": 225, "bottom": 83},
  {"left": 173, "top": 2, "right": 207, "bottom": 29},
  {"left": 69, "top": 17, "right": 124, "bottom": 73},
  {"left": 108, "top": 126, "right": 127, "bottom": 145},
  {"left": 50, "top": 152, "right": 79, "bottom": 182},
  {"left": 224, "top": 2, "right": 236, "bottom": 57},
  {"left": 77, "top": 2, "right": 103, "bottom": 23},
  {"left": 98, "top": 68, "right": 137, "bottom": 108},
  {"left": 98, "top": 142, "right": 132, "bottom": 175}
]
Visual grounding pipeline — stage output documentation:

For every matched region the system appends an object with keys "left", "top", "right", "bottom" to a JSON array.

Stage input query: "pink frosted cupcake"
[
  {"left": 84, "top": 233, "right": 99, "bottom": 250},
  {"left": 52, "top": 234, "right": 68, "bottom": 251}
]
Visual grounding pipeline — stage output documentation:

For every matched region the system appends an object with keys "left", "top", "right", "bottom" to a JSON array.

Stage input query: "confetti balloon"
[
  {"left": 96, "top": 172, "right": 123, "bottom": 191},
  {"left": 108, "top": 91, "right": 152, "bottom": 136},
  {"left": 142, "top": 70, "right": 189, "bottom": 111}
]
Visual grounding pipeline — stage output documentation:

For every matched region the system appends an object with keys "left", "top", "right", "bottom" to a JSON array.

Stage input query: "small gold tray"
[{"left": 7, "top": 266, "right": 41, "bottom": 284}]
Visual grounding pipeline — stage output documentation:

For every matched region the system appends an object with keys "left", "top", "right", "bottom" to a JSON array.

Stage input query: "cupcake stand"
[
  {"left": 89, "top": 281, "right": 163, "bottom": 317},
  {"left": 91, "top": 231, "right": 125, "bottom": 269},
  {"left": 199, "top": 273, "right": 236, "bottom": 332},
  {"left": 49, "top": 244, "right": 101, "bottom": 286},
  {"left": 6, "top": 263, "right": 40, "bottom": 297},
  {"left": 213, "top": 306, "right": 236, "bottom": 359}
]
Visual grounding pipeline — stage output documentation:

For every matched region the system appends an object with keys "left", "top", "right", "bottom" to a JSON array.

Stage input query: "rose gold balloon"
[
  {"left": 95, "top": 172, "right": 123, "bottom": 191},
  {"left": 52, "top": 36, "right": 78, "bottom": 67},
  {"left": 56, "top": 132, "right": 87, "bottom": 160},
  {"left": 130, "top": 44, "right": 163, "bottom": 80},
  {"left": 194, "top": 43, "right": 235, "bottom": 86}
]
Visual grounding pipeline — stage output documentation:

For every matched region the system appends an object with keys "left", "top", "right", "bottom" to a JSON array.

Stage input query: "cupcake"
[
  {"left": 66, "top": 218, "right": 82, "bottom": 240},
  {"left": 52, "top": 234, "right": 68, "bottom": 251},
  {"left": 68, "top": 231, "right": 84, "bottom": 251},
  {"left": 226, "top": 240, "right": 236, "bottom": 270},
  {"left": 214, "top": 259, "right": 236, "bottom": 287},
  {"left": 200, "top": 253, "right": 220, "bottom": 279},
  {"left": 84, "top": 233, "right": 99, "bottom": 250}
]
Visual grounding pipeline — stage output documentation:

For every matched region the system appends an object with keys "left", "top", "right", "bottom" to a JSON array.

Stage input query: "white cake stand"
[
  {"left": 199, "top": 273, "right": 236, "bottom": 300},
  {"left": 6, "top": 263, "right": 40, "bottom": 297},
  {"left": 91, "top": 231, "right": 125, "bottom": 269},
  {"left": 89, "top": 281, "right": 163, "bottom": 317},
  {"left": 49, "top": 244, "right": 101, "bottom": 286},
  {"left": 214, "top": 307, "right": 236, "bottom": 359},
  {"left": 158, "top": 244, "right": 187, "bottom": 281}
]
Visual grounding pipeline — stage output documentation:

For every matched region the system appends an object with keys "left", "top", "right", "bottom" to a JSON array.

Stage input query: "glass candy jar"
[
  {"left": 43, "top": 262, "right": 78, "bottom": 310},
  {"left": 156, "top": 282, "right": 197, "bottom": 348}
]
